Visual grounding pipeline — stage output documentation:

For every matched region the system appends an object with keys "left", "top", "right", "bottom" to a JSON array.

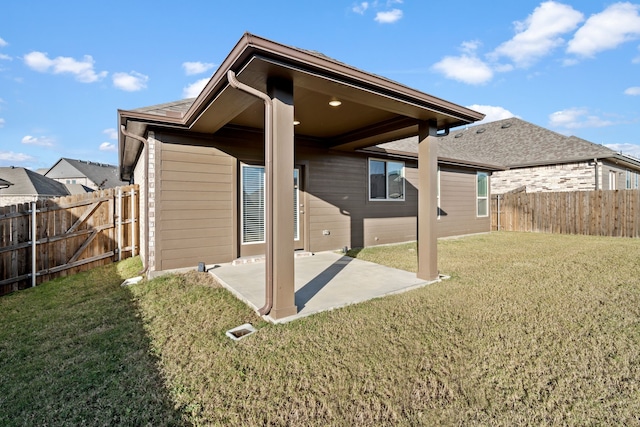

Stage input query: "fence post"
[
  {"left": 130, "top": 187, "right": 136, "bottom": 257},
  {"left": 117, "top": 188, "right": 123, "bottom": 261},
  {"left": 31, "top": 200, "right": 36, "bottom": 287}
]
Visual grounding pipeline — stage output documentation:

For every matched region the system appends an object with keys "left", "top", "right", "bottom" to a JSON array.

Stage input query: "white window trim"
[
  {"left": 477, "top": 171, "right": 489, "bottom": 218},
  {"left": 368, "top": 158, "right": 406, "bottom": 201}
]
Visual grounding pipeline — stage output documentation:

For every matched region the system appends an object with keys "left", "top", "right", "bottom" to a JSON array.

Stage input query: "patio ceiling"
[{"left": 119, "top": 33, "right": 484, "bottom": 180}]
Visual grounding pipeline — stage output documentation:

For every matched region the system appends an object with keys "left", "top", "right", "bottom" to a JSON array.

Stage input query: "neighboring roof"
[
  {"left": 376, "top": 117, "right": 640, "bottom": 170},
  {"left": 0, "top": 167, "right": 70, "bottom": 197},
  {"left": 45, "top": 158, "right": 127, "bottom": 189},
  {"left": 119, "top": 33, "right": 484, "bottom": 180}
]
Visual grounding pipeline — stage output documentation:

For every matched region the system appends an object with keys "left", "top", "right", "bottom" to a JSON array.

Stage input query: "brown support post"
[
  {"left": 417, "top": 120, "right": 439, "bottom": 281},
  {"left": 267, "top": 78, "right": 297, "bottom": 319}
]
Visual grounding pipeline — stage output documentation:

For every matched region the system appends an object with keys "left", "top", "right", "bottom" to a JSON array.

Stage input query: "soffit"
[{"left": 188, "top": 54, "right": 474, "bottom": 147}]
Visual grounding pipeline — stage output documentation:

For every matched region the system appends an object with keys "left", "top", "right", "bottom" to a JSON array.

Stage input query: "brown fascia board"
[{"left": 119, "top": 33, "right": 484, "bottom": 131}]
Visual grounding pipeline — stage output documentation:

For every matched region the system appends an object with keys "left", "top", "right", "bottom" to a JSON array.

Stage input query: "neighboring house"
[
  {"left": 0, "top": 166, "right": 70, "bottom": 207},
  {"left": 435, "top": 118, "right": 640, "bottom": 194},
  {"left": 118, "top": 33, "right": 484, "bottom": 319},
  {"left": 45, "top": 158, "right": 127, "bottom": 190}
]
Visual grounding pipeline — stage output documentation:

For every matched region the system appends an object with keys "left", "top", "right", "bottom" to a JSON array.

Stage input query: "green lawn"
[{"left": 2, "top": 232, "right": 640, "bottom": 425}]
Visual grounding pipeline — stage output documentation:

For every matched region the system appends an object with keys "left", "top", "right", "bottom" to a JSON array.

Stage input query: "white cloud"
[
  {"left": 183, "top": 77, "right": 209, "bottom": 98},
  {"left": 0, "top": 53, "right": 11, "bottom": 61},
  {"left": 0, "top": 118, "right": 4, "bottom": 127},
  {"left": 0, "top": 37, "right": 7, "bottom": 47},
  {"left": 112, "top": 71, "right": 148, "bottom": 91},
  {"left": 492, "top": 1, "right": 584, "bottom": 67},
  {"left": 466, "top": 105, "right": 518, "bottom": 124},
  {"left": 375, "top": 9, "right": 403, "bottom": 23},
  {"left": 23, "top": 51, "right": 107, "bottom": 83},
  {"left": 103, "top": 128, "right": 118, "bottom": 139},
  {"left": 432, "top": 54, "right": 493, "bottom": 85},
  {"left": 624, "top": 86, "right": 640, "bottom": 95},
  {"left": 182, "top": 61, "right": 215, "bottom": 76},
  {"left": 567, "top": 2, "right": 640, "bottom": 58},
  {"left": 548, "top": 107, "right": 614, "bottom": 129},
  {"left": 352, "top": 2, "right": 369, "bottom": 14},
  {"left": 605, "top": 143, "right": 640, "bottom": 159},
  {"left": 99, "top": 142, "right": 117, "bottom": 152},
  {"left": 0, "top": 151, "right": 35, "bottom": 164},
  {"left": 21, "top": 135, "right": 55, "bottom": 147}
]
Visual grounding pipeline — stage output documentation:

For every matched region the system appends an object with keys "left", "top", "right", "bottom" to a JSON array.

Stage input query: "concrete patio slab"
[{"left": 210, "top": 251, "right": 440, "bottom": 323}]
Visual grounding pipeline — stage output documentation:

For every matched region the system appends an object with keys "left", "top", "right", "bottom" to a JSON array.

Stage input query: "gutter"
[
  {"left": 120, "top": 124, "right": 150, "bottom": 275},
  {"left": 226, "top": 70, "right": 274, "bottom": 316}
]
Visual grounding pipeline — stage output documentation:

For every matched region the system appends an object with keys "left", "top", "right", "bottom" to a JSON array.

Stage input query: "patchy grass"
[
  {"left": 3, "top": 232, "right": 640, "bottom": 425},
  {"left": 0, "top": 257, "right": 183, "bottom": 426}
]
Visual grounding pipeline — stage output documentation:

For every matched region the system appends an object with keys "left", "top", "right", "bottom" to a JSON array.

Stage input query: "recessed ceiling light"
[
  {"left": 329, "top": 100, "right": 342, "bottom": 107},
  {"left": 293, "top": 120, "right": 300, "bottom": 126}
]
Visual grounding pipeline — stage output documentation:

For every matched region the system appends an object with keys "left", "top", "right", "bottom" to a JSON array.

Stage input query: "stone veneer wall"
[
  {"left": 132, "top": 131, "right": 156, "bottom": 274},
  {"left": 491, "top": 162, "right": 597, "bottom": 194}
]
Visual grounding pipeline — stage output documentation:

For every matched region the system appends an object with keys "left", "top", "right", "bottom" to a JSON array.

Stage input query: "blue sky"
[{"left": 1, "top": 0, "right": 640, "bottom": 170}]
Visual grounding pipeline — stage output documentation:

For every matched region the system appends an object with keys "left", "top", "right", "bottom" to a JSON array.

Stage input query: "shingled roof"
[
  {"left": 377, "top": 117, "right": 636, "bottom": 170},
  {"left": 46, "top": 158, "right": 127, "bottom": 189},
  {"left": 0, "top": 167, "right": 70, "bottom": 197}
]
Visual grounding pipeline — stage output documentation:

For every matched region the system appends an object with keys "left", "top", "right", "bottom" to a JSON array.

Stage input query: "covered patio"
[
  {"left": 210, "top": 251, "right": 440, "bottom": 323},
  {"left": 119, "top": 33, "right": 484, "bottom": 320}
]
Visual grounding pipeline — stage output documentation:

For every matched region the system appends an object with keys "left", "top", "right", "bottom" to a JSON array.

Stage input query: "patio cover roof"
[{"left": 119, "top": 33, "right": 483, "bottom": 180}]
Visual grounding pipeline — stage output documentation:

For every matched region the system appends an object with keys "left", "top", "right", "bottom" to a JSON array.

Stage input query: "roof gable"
[
  {"left": 119, "top": 33, "right": 485, "bottom": 181},
  {"left": 46, "top": 158, "right": 126, "bottom": 189}
]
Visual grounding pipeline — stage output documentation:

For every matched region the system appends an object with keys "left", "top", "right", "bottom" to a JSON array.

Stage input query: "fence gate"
[{"left": 0, "top": 185, "right": 138, "bottom": 296}]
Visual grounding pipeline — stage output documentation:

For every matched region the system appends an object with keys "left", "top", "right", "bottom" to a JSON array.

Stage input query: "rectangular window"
[
  {"left": 477, "top": 172, "right": 488, "bottom": 217},
  {"left": 240, "top": 165, "right": 300, "bottom": 245},
  {"left": 241, "top": 165, "right": 265, "bottom": 244},
  {"left": 626, "top": 170, "right": 632, "bottom": 189},
  {"left": 368, "top": 159, "right": 405, "bottom": 201},
  {"left": 609, "top": 170, "right": 617, "bottom": 190}
]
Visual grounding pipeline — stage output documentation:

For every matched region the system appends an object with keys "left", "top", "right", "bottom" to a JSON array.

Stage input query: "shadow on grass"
[{"left": 0, "top": 257, "right": 188, "bottom": 426}]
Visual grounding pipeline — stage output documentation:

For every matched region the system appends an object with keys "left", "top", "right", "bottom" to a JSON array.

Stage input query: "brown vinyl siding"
[
  {"left": 437, "top": 166, "right": 491, "bottom": 237},
  {"left": 155, "top": 134, "right": 236, "bottom": 270},
  {"left": 147, "top": 130, "right": 489, "bottom": 272},
  {"left": 298, "top": 145, "right": 418, "bottom": 251}
]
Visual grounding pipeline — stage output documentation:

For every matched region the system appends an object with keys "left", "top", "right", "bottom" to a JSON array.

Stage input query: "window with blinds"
[{"left": 241, "top": 165, "right": 300, "bottom": 245}]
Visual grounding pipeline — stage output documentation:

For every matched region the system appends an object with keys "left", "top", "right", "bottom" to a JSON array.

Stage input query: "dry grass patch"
[
  {"left": 4, "top": 232, "right": 639, "bottom": 425},
  {"left": 127, "top": 232, "right": 640, "bottom": 425}
]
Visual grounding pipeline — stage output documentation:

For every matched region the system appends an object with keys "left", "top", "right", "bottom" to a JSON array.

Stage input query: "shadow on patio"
[{"left": 210, "top": 251, "right": 437, "bottom": 323}]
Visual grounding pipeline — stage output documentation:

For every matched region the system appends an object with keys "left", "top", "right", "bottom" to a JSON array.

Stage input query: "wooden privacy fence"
[
  {"left": 0, "top": 185, "right": 139, "bottom": 296},
  {"left": 492, "top": 189, "right": 640, "bottom": 237}
]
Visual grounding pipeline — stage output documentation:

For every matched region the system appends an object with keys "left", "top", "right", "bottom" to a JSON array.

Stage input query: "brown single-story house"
[{"left": 118, "top": 33, "right": 484, "bottom": 319}]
